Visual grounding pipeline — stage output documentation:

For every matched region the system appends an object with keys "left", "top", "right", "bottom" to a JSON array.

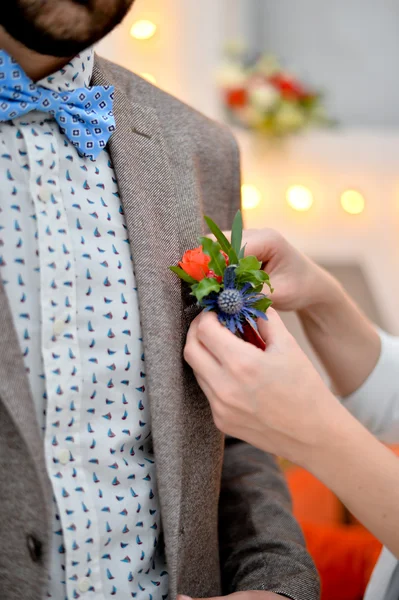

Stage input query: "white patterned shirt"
[{"left": 0, "top": 48, "right": 168, "bottom": 600}]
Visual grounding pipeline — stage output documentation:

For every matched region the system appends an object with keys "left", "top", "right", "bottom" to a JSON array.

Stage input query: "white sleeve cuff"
[{"left": 343, "top": 330, "right": 399, "bottom": 443}]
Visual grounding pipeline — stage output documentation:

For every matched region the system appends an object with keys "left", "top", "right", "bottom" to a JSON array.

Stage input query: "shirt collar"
[{"left": 38, "top": 47, "right": 94, "bottom": 93}]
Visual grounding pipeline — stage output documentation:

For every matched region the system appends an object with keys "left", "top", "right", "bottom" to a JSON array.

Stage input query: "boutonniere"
[{"left": 170, "top": 211, "right": 273, "bottom": 349}]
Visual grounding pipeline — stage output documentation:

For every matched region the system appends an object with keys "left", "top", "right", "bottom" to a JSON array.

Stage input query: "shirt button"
[
  {"left": 58, "top": 448, "right": 70, "bottom": 465},
  {"left": 53, "top": 319, "right": 64, "bottom": 336},
  {"left": 78, "top": 577, "right": 91, "bottom": 593},
  {"left": 39, "top": 188, "right": 52, "bottom": 204}
]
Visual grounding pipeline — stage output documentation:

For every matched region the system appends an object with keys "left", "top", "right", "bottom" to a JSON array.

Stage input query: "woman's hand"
[
  {"left": 184, "top": 309, "right": 343, "bottom": 466},
  {"left": 240, "top": 228, "right": 381, "bottom": 397},
  {"left": 241, "top": 228, "right": 338, "bottom": 312}
]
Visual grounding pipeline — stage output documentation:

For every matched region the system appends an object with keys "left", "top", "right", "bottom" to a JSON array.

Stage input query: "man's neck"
[{"left": 0, "top": 28, "right": 70, "bottom": 81}]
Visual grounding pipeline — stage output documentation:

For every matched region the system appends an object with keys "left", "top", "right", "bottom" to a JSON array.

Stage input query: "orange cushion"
[
  {"left": 301, "top": 522, "right": 382, "bottom": 600},
  {"left": 286, "top": 467, "right": 344, "bottom": 525}
]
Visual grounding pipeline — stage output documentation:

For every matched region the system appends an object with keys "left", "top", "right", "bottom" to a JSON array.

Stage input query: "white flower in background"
[
  {"left": 217, "top": 48, "right": 331, "bottom": 138},
  {"left": 249, "top": 83, "right": 279, "bottom": 112},
  {"left": 216, "top": 61, "right": 246, "bottom": 88}
]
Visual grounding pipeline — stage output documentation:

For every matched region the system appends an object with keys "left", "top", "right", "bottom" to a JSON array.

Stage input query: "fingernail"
[{"left": 178, "top": 596, "right": 192, "bottom": 600}]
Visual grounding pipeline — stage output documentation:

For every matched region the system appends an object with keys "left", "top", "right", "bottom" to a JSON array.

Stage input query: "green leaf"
[
  {"left": 236, "top": 269, "right": 271, "bottom": 288},
  {"left": 227, "top": 249, "right": 239, "bottom": 266},
  {"left": 191, "top": 278, "right": 222, "bottom": 302},
  {"left": 200, "top": 237, "right": 227, "bottom": 277},
  {"left": 204, "top": 216, "right": 239, "bottom": 265},
  {"left": 204, "top": 216, "right": 231, "bottom": 254},
  {"left": 239, "top": 244, "right": 247, "bottom": 260},
  {"left": 231, "top": 210, "right": 243, "bottom": 257},
  {"left": 240, "top": 282, "right": 264, "bottom": 294},
  {"left": 236, "top": 273, "right": 262, "bottom": 289},
  {"left": 169, "top": 266, "right": 197, "bottom": 285},
  {"left": 236, "top": 255, "right": 262, "bottom": 274},
  {"left": 252, "top": 297, "right": 273, "bottom": 313}
]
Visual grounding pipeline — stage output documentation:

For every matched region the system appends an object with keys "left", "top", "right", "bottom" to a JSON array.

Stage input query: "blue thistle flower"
[{"left": 200, "top": 266, "right": 269, "bottom": 334}]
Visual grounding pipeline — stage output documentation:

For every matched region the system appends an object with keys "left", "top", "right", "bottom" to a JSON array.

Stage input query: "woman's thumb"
[{"left": 258, "top": 308, "right": 289, "bottom": 347}]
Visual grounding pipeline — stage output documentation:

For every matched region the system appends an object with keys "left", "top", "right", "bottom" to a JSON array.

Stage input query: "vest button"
[{"left": 27, "top": 534, "right": 43, "bottom": 563}]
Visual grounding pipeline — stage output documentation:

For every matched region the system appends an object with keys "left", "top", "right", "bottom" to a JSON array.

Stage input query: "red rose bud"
[
  {"left": 179, "top": 246, "right": 211, "bottom": 281},
  {"left": 206, "top": 270, "right": 223, "bottom": 284},
  {"left": 240, "top": 321, "right": 266, "bottom": 351},
  {"left": 221, "top": 251, "right": 229, "bottom": 265}
]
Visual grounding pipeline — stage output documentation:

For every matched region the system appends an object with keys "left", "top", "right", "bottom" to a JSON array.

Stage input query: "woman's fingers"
[
  {"left": 195, "top": 311, "right": 255, "bottom": 366},
  {"left": 258, "top": 308, "right": 291, "bottom": 349},
  {"left": 241, "top": 228, "right": 282, "bottom": 264},
  {"left": 184, "top": 314, "right": 222, "bottom": 379},
  {"left": 194, "top": 372, "right": 218, "bottom": 407}
]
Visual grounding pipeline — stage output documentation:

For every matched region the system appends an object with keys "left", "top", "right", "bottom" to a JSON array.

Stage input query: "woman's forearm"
[
  {"left": 305, "top": 406, "right": 399, "bottom": 558},
  {"left": 298, "top": 277, "right": 381, "bottom": 397}
]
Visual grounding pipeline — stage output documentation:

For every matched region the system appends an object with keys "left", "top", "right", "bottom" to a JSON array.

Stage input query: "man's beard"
[{"left": 0, "top": 0, "right": 134, "bottom": 58}]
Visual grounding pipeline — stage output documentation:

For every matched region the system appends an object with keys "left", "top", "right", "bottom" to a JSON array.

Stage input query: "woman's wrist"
[
  {"left": 287, "top": 388, "right": 352, "bottom": 472},
  {"left": 300, "top": 266, "right": 346, "bottom": 324},
  {"left": 297, "top": 265, "right": 381, "bottom": 397},
  {"left": 302, "top": 401, "right": 371, "bottom": 482}
]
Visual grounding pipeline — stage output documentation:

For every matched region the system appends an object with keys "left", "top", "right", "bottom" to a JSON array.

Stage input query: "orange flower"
[{"left": 179, "top": 246, "right": 211, "bottom": 281}]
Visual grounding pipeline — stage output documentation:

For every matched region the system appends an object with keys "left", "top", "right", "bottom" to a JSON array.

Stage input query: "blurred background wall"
[{"left": 223, "top": 0, "right": 399, "bottom": 128}]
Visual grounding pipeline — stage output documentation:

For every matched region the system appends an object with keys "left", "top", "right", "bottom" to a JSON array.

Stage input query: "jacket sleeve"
[
  {"left": 219, "top": 439, "right": 320, "bottom": 600},
  {"left": 215, "top": 133, "right": 320, "bottom": 599},
  {"left": 344, "top": 329, "right": 399, "bottom": 443}
]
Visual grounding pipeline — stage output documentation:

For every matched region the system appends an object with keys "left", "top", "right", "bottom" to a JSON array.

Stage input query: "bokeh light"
[
  {"left": 341, "top": 189, "right": 365, "bottom": 215},
  {"left": 286, "top": 185, "right": 314, "bottom": 212},
  {"left": 130, "top": 20, "right": 157, "bottom": 40},
  {"left": 242, "top": 184, "right": 262, "bottom": 210}
]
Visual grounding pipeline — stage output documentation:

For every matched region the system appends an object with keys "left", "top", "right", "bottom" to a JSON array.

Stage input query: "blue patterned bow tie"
[{"left": 0, "top": 50, "right": 116, "bottom": 160}]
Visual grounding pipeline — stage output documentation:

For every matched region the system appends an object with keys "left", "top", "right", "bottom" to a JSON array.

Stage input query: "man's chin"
[
  {"left": 0, "top": 7, "right": 131, "bottom": 58},
  {"left": 1, "top": 25, "right": 91, "bottom": 58}
]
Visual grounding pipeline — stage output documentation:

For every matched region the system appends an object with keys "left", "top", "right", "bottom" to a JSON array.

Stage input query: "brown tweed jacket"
[{"left": 0, "top": 55, "right": 320, "bottom": 600}]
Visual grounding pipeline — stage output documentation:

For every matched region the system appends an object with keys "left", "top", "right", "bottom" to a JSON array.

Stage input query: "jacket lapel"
[{"left": 92, "top": 60, "right": 197, "bottom": 597}]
